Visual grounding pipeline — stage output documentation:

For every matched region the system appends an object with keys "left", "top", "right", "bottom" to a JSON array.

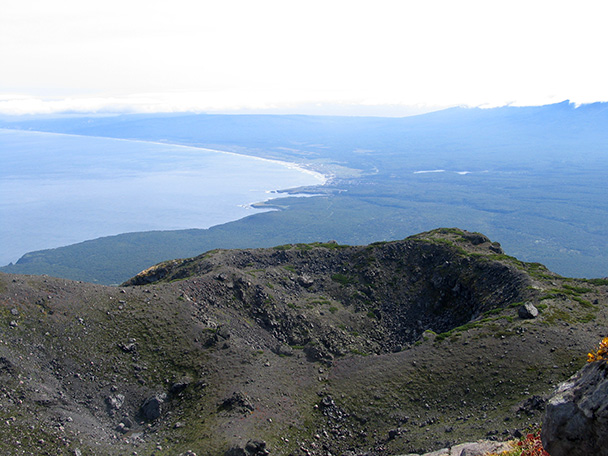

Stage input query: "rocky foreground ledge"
[
  {"left": 397, "top": 439, "right": 512, "bottom": 456},
  {"left": 542, "top": 358, "right": 608, "bottom": 456}
]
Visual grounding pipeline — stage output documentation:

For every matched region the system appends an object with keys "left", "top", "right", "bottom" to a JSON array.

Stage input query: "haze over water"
[{"left": 0, "top": 129, "right": 325, "bottom": 265}]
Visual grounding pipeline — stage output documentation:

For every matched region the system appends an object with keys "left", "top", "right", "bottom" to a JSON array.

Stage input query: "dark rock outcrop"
[
  {"left": 219, "top": 391, "right": 255, "bottom": 414},
  {"left": 140, "top": 393, "right": 167, "bottom": 421},
  {"left": 518, "top": 302, "right": 539, "bottom": 319},
  {"left": 226, "top": 440, "right": 269, "bottom": 456},
  {"left": 542, "top": 359, "right": 608, "bottom": 456}
]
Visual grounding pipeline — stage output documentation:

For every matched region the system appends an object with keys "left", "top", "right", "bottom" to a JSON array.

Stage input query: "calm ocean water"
[{"left": 0, "top": 129, "right": 325, "bottom": 265}]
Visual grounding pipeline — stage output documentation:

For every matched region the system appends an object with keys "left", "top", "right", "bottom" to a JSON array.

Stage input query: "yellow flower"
[{"left": 587, "top": 337, "right": 608, "bottom": 363}]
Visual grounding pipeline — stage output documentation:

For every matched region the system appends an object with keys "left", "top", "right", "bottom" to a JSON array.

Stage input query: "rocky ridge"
[
  {"left": 0, "top": 228, "right": 606, "bottom": 455},
  {"left": 542, "top": 357, "right": 608, "bottom": 456}
]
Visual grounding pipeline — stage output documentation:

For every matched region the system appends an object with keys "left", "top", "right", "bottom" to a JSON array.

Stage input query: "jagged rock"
[
  {"left": 170, "top": 377, "right": 192, "bottom": 395},
  {"left": 542, "top": 359, "right": 608, "bottom": 456},
  {"left": 462, "top": 233, "right": 488, "bottom": 245},
  {"left": 456, "top": 440, "right": 511, "bottom": 455},
  {"left": 400, "top": 440, "right": 511, "bottom": 456},
  {"left": 245, "top": 440, "right": 269, "bottom": 455},
  {"left": 225, "top": 440, "right": 268, "bottom": 456},
  {"left": 118, "top": 341, "right": 137, "bottom": 353},
  {"left": 298, "top": 274, "right": 314, "bottom": 287},
  {"left": 0, "top": 357, "right": 17, "bottom": 378},
  {"left": 105, "top": 394, "right": 125, "bottom": 411},
  {"left": 388, "top": 428, "right": 402, "bottom": 440},
  {"left": 140, "top": 393, "right": 166, "bottom": 421},
  {"left": 32, "top": 391, "right": 56, "bottom": 406},
  {"left": 273, "top": 344, "right": 294, "bottom": 356},
  {"left": 318, "top": 394, "right": 347, "bottom": 422},
  {"left": 121, "top": 416, "right": 133, "bottom": 428},
  {"left": 518, "top": 302, "right": 538, "bottom": 319},
  {"left": 217, "top": 326, "right": 231, "bottom": 339},
  {"left": 489, "top": 242, "right": 503, "bottom": 254},
  {"left": 220, "top": 391, "right": 255, "bottom": 414},
  {"left": 518, "top": 395, "right": 546, "bottom": 416},
  {"left": 304, "top": 343, "right": 334, "bottom": 363},
  {"left": 320, "top": 395, "right": 335, "bottom": 409}
]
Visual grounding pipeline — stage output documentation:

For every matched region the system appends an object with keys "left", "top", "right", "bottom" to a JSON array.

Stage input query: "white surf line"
[
  {"left": 0, "top": 128, "right": 329, "bottom": 186},
  {"left": 413, "top": 169, "right": 445, "bottom": 174},
  {"left": 412, "top": 169, "right": 474, "bottom": 175}
]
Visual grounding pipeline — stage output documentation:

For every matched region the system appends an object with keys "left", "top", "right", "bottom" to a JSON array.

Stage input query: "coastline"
[
  {"left": 0, "top": 128, "right": 328, "bottom": 186},
  {"left": 0, "top": 129, "right": 330, "bottom": 266}
]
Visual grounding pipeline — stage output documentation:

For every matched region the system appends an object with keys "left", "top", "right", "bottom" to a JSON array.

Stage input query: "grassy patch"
[
  {"left": 435, "top": 318, "right": 500, "bottom": 342},
  {"left": 312, "top": 242, "right": 351, "bottom": 250},
  {"left": 309, "top": 297, "right": 331, "bottom": 306},
  {"left": 584, "top": 278, "right": 608, "bottom": 286},
  {"left": 544, "top": 308, "right": 573, "bottom": 325},
  {"left": 572, "top": 296, "right": 593, "bottom": 308},
  {"left": 562, "top": 284, "right": 592, "bottom": 294},
  {"left": 331, "top": 273, "right": 355, "bottom": 285},
  {"left": 482, "top": 308, "right": 505, "bottom": 317},
  {"left": 579, "top": 313, "right": 597, "bottom": 323},
  {"left": 369, "top": 241, "right": 389, "bottom": 246},
  {"left": 294, "top": 243, "right": 314, "bottom": 251}
]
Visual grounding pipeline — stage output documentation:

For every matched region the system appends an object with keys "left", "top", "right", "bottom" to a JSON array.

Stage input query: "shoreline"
[
  {"left": 0, "top": 129, "right": 330, "bottom": 266},
  {"left": 0, "top": 127, "right": 329, "bottom": 186}
]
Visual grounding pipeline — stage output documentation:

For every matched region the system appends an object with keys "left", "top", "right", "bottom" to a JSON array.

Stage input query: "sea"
[{"left": 0, "top": 129, "right": 326, "bottom": 266}]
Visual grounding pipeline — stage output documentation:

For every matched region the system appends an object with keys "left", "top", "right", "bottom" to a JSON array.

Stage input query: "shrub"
[
  {"left": 515, "top": 430, "right": 550, "bottom": 456},
  {"left": 331, "top": 273, "right": 354, "bottom": 285},
  {"left": 489, "top": 429, "right": 549, "bottom": 456},
  {"left": 587, "top": 337, "right": 608, "bottom": 363}
]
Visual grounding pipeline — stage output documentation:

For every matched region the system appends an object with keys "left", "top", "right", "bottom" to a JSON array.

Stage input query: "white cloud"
[{"left": 2, "top": 0, "right": 608, "bottom": 115}]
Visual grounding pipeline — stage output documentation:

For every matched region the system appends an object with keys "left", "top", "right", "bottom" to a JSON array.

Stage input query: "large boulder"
[
  {"left": 140, "top": 393, "right": 167, "bottom": 421},
  {"left": 518, "top": 302, "right": 538, "bottom": 319},
  {"left": 541, "top": 359, "right": 608, "bottom": 456}
]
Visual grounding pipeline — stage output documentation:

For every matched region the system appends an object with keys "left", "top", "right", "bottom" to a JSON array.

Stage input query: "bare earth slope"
[{"left": 0, "top": 228, "right": 606, "bottom": 455}]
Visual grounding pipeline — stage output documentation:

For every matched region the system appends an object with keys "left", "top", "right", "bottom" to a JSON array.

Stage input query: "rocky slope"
[{"left": 0, "top": 228, "right": 606, "bottom": 456}]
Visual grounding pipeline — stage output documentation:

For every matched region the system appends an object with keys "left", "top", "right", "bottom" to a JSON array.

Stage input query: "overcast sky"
[{"left": 2, "top": 0, "right": 607, "bottom": 115}]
